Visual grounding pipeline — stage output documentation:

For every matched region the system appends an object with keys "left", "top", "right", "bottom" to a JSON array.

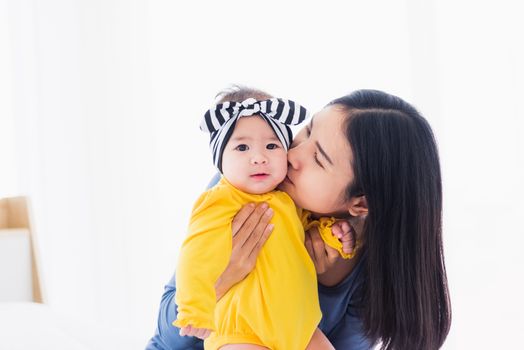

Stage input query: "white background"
[{"left": 1, "top": 0, "right": 523, "bottom": 348}]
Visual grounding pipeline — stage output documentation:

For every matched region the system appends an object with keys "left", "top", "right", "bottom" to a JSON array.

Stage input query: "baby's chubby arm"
[
  {"left": 176, "top": 200, "right": 275, "bottom": 338},
  {"left": 300, "top": 210, "right": 357, "bottom": 259},
  {"left": 173, "top": 189, "right": 235, "bottom": 332},
  {"left": 331, "top": 220, "right": 356, "bottom": 255},
  {"left": 305, "top": 218, "right": 359, "bottom": 287},
  {"left": 215, "top": 202, "right": 274, "bottom": 300}
]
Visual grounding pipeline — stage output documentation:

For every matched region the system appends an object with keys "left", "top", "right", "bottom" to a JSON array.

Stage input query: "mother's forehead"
[
  {"left": 312, "top": 104, "right": 348, "bottom": 120},
  {"left": 311, "top": 108, "right": 353, "bottom": 166},
  {"left": 311, "top": 106, "right": 348, "bottom": 138}
]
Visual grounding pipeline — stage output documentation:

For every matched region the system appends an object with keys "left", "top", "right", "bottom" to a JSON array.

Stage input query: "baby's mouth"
[{"left": 250, "top": 173, "right": 269, "bottom": 180}]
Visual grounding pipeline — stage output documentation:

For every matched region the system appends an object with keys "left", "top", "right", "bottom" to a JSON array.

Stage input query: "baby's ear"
[{"left": 347, "top": 195, "right": 368, "bottom": 217}]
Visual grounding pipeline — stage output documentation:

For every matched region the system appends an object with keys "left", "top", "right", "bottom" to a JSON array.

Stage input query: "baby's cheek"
[{"left": 276, "top": 154, "right": 288, "bottom": 176}]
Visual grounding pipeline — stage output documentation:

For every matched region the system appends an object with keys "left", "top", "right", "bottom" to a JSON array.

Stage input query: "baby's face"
[{"left": 222, "top": 116, "right": 288, "bottom": 194}]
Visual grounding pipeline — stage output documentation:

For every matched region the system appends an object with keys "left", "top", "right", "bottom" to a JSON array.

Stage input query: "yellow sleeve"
[
  {"left": 173, "top": 187, "right": 235, "bottom": 331},
  {"left": 301, "top": 210, "right": 358, "bottom": 259}
]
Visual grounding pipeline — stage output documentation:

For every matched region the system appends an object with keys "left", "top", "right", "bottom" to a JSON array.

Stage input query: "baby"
[{"left": 173, "top": 87, "right": 354, "bottom": 350}]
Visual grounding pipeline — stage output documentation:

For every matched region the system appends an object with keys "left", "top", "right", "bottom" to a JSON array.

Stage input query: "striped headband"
[{"left": 200, "top": 98, "right": 309, "bottom": 172}]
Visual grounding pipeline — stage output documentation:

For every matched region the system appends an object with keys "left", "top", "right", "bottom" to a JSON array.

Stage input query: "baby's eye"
[
  {"left": 235, "top": 144, "right": 249, "bottom": 151},
  {"left": 266, "top": 143, "right": 279, "bottom": 150}
]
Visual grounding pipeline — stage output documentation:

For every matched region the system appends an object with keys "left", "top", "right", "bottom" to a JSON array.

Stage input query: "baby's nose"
[{"left": 251, "top": 154, "right": 268, "bottom": 165}]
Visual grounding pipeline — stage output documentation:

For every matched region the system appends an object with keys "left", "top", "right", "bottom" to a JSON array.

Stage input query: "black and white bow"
[{"left": 200, "top": 98, "right": 309, "bottom": 171}]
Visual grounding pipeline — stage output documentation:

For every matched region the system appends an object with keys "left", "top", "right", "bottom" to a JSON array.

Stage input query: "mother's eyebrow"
[
  {"left": 315, "top": 141, "right": 333, "bottom": 165},
  {"left": 310, "top": 117, "right": 334, "bottom": 165}
]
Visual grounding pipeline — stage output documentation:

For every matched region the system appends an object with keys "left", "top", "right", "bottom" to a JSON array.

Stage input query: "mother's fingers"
[
  {"left": 232, "top": 203, "right": 270, "bottom": 248},
  {"left": 304, "top": 231, "right": 315, "bottom": 261},
  {"left": 325, "top": 241, "right": 341, "bottom": 260},
  {"left": 248, "top": 221, "right": 274, "bottom": 260},
  {"left": 309, "top": 227, "right": 327, "bottom": 258},
  {"left": 305, "top": 228, "right": 328, "bottom": 274},
  {"left": 227, "top": 203, "right": 274, "bottom": 279},
  {"left": 231, "top": 203, "right": 256, "bottom": 237},
  {"left": 243, "top": 206, "right": 273, "bottom": 250}
]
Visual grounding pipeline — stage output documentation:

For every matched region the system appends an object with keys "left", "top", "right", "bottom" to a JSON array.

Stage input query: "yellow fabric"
[
  {"left": 300, "top": 210, "right": 358, "bottom": 259},
  {"left": 174, "top": 177, "right": 321, "bottom": 350}
]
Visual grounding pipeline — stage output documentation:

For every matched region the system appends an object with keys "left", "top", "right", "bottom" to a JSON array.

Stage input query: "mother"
[{"left": 147, "top": 89, "right": 451, "bottom": 350}]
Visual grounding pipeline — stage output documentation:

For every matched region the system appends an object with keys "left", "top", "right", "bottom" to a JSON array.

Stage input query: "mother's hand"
[
  {"left": 215, "top": 202, "right": 274, "bottom": 300},
  {"left": 305, "top": 226, "right": 358, "bottom": 287}
]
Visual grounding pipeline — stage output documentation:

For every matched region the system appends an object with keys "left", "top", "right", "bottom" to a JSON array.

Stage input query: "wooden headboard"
[{"left": 0, "top": 197, "right": 43, "bottom": 303}]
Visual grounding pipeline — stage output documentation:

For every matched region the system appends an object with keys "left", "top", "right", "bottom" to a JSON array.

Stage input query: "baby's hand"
[
  {"left": 331, "top": 220, "right": 356, "bottom": 255},
  {"left": 179, "top": 325, "right": 212, "bottom": 340}
]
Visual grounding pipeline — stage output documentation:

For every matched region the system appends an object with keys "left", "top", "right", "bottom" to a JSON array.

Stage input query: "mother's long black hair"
[{"left": 330, "top": 90, "right": 451, "bottom": 349}]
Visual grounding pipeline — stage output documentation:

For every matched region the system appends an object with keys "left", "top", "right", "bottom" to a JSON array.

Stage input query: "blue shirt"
[{"left": 146, "top": 174, "right": 372, "bottom": 349}]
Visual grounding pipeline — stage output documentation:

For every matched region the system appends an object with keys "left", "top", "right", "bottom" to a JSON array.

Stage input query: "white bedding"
[{"left": 0, "top": 302, "right": 143, "bottom": 350}]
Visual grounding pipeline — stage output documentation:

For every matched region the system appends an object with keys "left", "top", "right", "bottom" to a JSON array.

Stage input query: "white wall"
[
  {"left": 0, "top": 0, "right": 18, "bottom": 195},
  {"left": 1, "top": 0, "right": 522, "bottom": 348},
  {"left": 433, "top": 1, "right": 524, "bottom": 349}
]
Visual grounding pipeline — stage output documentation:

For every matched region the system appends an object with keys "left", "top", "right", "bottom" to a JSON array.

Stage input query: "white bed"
[{"left": 0, "top": 302, "right": 143, "bottom": 350}]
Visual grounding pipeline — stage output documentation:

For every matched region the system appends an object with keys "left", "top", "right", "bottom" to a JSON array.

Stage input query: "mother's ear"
[{"left": 347, "top": 195, "right": 368, "bottom": 217}]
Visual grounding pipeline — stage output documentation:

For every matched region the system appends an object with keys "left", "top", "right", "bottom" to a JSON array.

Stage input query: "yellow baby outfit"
[{"left": 174, "top": 177, "right": 321, "bottom": 349}]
